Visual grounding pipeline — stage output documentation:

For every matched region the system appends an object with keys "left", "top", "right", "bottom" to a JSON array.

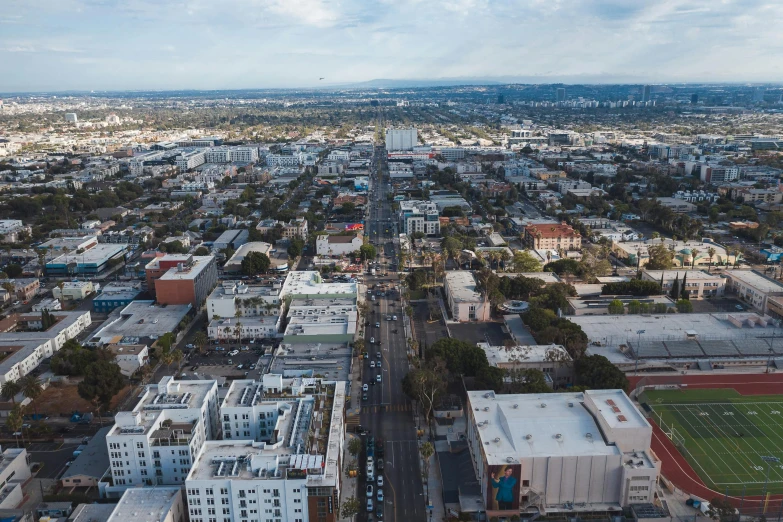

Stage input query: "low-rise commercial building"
[
  {"left": 641, "top": 270, "right": 725, "bottom": 299},
  {"left": 208, "top": 315, "right": 280, "bottom": 342},
  {"left": 725, "top": 270, "right": 783, "bottom": 314},
  {"left": 5, "top": 279, "right": 39, "bottom": 301},
  {"left": 61, "top": 426, "right": 111, "bottom": 489},
  {"left": 477, "top": 343, "right": 573, "bottom": 386},
  {"left": 612, "top": 239, "right": 739, "bottom": 269},
  {"left": 444, "top": 271, "right": 490, "bottom": 322},
  {"left": 207, "top": 280, "right": 283, "bottom": 319},
  {"left": 222, "top": 242, "right": 274, "bottom": 273},
  {"left": 466, "top": 390, "right": 658, "bottom": 517},
  {"left": 89, "top": 301, "right": 190, "bottom": 346},
  {"left": 46, "top": 244, "right": 126, "bottom": 276},
  {"left": 315, "top": 233, "right": 363, "bottom": 257},
  {"left": 107, "top": 487, "right": 185, "bottom": 522},
  {"left": 53, "top": 281, "right": 95, "bottom": 301},
  {"left": 92, "top": 283, "right": 143, "bottom": 313},
  {"left": 283, "top": 298, "right": 357, "bottom": 344}
]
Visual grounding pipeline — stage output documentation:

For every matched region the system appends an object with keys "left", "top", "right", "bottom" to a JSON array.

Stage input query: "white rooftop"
[
  {"left": 107, "top": 487, "right": 181, "bottom": 522},
  {"left": 280, "top": 271, "right": 357, "bottom": 298},
  {"left": 159, "top": 256, "right": 214, "bottom": 281},
  {"left": 478, "top": 343, "right": 571, "bottom": 365},
  {"left": 643, "top": 269, "right": 723, "bottom": 281},
  {"left": 468, "top": 390, "right": 647, "bottom": 464},
  {"left": 445, "top": 271, "right": 482, "bottom": 303},
  {"left": 728, "top": 270, "right": 783, "bottom": 294}
]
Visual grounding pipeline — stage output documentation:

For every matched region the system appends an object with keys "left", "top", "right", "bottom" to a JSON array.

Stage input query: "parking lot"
[
  {"left": 29, "top": 442, "right": 83, "bottom": 480},
  {"left": 184, "top": 348, "right": 271, "bottom": 379},
  {"left": 449, "top": 322, "right": 509, "bottom": 346},
  {"left": 690, "top": 296, "right": 746, "bottom": 313}
]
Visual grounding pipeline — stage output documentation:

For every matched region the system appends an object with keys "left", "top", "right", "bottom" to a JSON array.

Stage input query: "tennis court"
[{"left": 642, "top": 388, "right": 783, "bottom": 496}]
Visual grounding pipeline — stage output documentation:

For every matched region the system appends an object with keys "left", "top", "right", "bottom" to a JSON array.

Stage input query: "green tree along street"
[
  {"left": 78, "top": 360, "right": 126, "bottom": 422},
  {"left": 287, "top": 237, "right": 305, "bottom": 258},
  {"left": 340, "top": 497, "right": 360, "bottom": 521},
  {"left": 241, "top": 251, "right": 271, "bottom": 275},
  {"left": 358, "top": 243, "right": 376, "bottom": 261},
  {"left": 574, "top": 355, "right": 629, "bottom": 391}
]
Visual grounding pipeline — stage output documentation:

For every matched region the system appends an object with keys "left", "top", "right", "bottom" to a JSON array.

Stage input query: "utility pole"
[{"left": 635, "top": 329, "right": 646, "bottom": 375}]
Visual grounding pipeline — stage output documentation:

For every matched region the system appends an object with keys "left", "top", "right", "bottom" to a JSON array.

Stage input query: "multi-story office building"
[
  {"left": 398, "top": 201, "right": 440, "bottom": 236},
  {"left": 642, "top": 84, "right": 652, "bottom": 102},
  {"left": 466, "top": 389, "right": 658, "bottom": 516},
  {"left": 556, "top": 88, "right": 566, "bottom": 102},
  {"left": 385, "top": 128, "right": 417, "bottom": 151},
  {"left": 641, "top": 270, "right": 725, "bottom": 299},
  {"left": 265, "top": 154, "right": 300, "bottom": 167},
  {"left": 145, "top": 255, "right": 218, "bottom": 308},
  {"left": 104, "top": 376, "right": 221, "bottom": 497},
  {"left": 185, "top": 381, "right": 346, "bottom": 522}
]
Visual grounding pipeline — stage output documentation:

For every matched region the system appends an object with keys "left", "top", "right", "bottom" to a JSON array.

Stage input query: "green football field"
[{"left": 641, "top": 388, "right": 783, "bottom": 496}]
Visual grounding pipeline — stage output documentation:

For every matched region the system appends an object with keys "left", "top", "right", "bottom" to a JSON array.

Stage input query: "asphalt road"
[{"left": 357, "top": 145, "right": 426, "bottom": 522}]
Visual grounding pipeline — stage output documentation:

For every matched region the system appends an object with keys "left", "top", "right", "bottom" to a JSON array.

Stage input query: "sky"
[{"left": 1, "top": 0, "right": 783, "bottom": 92}]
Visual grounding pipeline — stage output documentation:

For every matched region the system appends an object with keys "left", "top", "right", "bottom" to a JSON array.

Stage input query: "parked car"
[
  {"left": 363, "top": 384, "right": 368, "bottom": 392},
  {"left": 366, "top": 484, "right": 373, "bottom": 498}
]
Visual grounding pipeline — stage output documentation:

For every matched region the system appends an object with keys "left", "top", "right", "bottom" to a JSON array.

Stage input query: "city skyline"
[{"left": 2, "top": 0, "right": 783, "bottom": 92}]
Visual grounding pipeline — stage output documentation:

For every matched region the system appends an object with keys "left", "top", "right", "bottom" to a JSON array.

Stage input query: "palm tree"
[
  {"left": 193, "top": 332, "right": 208, "bottom": 354},
  {"left": 499, "top": 249, "right": 511, "bottom": 271},
  {"left": 707, "top": 247, "right": 716, "bottom": 272},
  {"left": 20, "top": 375, "right": 43, "bottom": 417},
  {"left": 1, "top": 379, "right": 21, "bottom": 405},
  {"left": 690, "top": 248, "right": 700, "bottom": 269}
]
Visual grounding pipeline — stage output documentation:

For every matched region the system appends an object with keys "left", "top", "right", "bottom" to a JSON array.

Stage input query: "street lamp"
[
  {"left": 762, "top": 455, "right": 780, "bottom": 500},
  {"left": 634, "top": 330, "right": 646, "bottom": 375}
]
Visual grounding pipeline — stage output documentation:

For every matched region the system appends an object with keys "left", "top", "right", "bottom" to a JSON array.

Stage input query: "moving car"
[
  {"left": 366, "top": 484, "right": 373, "bottom": 498},
  {"left": 377, "top": 475, "right": 384, "bottom": 487},
  {"left": 375, "top": 322, "right": 380, "bottom": 328},
  {"left": 367, "top": 499, "right": 374, "bottom": 512},
  {"left": 370, "top": 360, "right": 375, "bottom": 368},
  {"left": 370, "top": 337, "right": 375, "bottom": 344},
  {"left": 392, "top": 315, "right": 397, "bottom": 321},
  {"left": 377, "top": 489, "right": 383, "bottom": 502},
  {"left": 376, "top": 374, "right": 381, "bottom": 383},
  {"left": 363, "top": 384, "right": 368, "bottom": 392}
]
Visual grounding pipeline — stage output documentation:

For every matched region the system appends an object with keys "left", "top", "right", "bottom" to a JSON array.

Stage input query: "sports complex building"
[{"left": 571, "top": 312, "right": 783, "bottom": 372}]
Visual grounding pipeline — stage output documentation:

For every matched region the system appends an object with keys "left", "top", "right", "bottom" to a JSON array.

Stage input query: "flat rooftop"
[
  {"left": 159, "top": 256, "right": 214, "bottom": 281},
  {"left": 208, "top": 280, "right": 281, "bottom": 300},
  {"left": 270, "top": 343, "right": 351, "bottom": 381},
  {"left": 134, "top": 376, "right": 215, "bottom": 414},
  {"left": 281, "top": 271, "right": 357, "bottom": 298},
  {"left": 107, "top": 487, "right": 181, "bottom": 522},
  {"left": 188, "top": 441, "right": 323, "bottom": 481},
  {"left": 642, "top": 269, "right": 723, "bottom": 281},
  {"left": 479, "top": 343, "right": 571, "bottom": 365},
  {"left": 48, "top": 243, "right": 126, "bottom": 265},
  {"left": 224, "top": 242, "right": 272, "bottom": 271},
  {"left": 445, "top": 271, "right": 482, "bottom": 303},
  {"left": 728, "top": 270, "right": 783, "bottom": 293},
  {"left": 221, "top": 377, "right": 318, "bottom": 408},
  {"left": 92, "top": 301, "right": 190, "bottom": 344},
  {"left": 108, "top": 344, "right": 147, "bottom": 356},
  {"left": 502, "top": 272, "right": 561, "bottom": 284},
  {"left": 570, "top": 312, "right": 783, "bottom": 346},
  {"left": 468, "top": 390, "right": 648, "bottom": 464}
]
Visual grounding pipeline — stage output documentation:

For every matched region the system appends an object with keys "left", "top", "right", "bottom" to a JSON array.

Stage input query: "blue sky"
[{"left": 1, "top": 0, "right": 782, "bottom": 92}]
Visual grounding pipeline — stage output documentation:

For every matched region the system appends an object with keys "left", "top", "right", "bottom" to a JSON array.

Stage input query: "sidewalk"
[
  {"left": 338, "top": 432, "right": 361, "bottom": 521},
  {"left": 419, "top": 415, "right": 447, "bottom": 522}
]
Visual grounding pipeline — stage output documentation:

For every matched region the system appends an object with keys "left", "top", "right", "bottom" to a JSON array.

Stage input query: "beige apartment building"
[{"left": 524, "top": 223, "right": 582, "bottom": 251}]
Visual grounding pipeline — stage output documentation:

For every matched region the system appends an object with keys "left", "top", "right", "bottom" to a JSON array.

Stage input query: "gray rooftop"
[{"left": 62, "top": 426, "right": 111, "bottom": 480}]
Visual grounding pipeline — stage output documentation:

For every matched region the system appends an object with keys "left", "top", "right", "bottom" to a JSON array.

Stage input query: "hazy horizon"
[{"left": 2, "top": 0, "right": 783, "bottom": 92}]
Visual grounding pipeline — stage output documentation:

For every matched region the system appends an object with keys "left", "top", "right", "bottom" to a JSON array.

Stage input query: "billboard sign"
[{"left": 486, "top": 464, "right": 521, "bottom": 514}]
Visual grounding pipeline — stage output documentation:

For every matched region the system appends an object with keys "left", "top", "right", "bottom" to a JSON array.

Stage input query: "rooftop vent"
[
  {"left": 555, "top": 433, "right": 562, "bottom": 440},
  {"left": 483, "top": 393, "right": 492, "bottom": 398},
  {"left": 506, "top": 457, "right": 514, "bottom": 463},
  {"left": 585, "top": 433, "right": 593, "bottom": 439},
  {"left": 474, "top": 408, "right": 479, "bottom": 411},
  {"left": 513, "top": 404, "right": 519, "bottom": 409},
  {"left": 540, "top": 403, "right": 547, "bottom": 408},
  {"left": 483, "top": 407, "right": 490, "bottom": 412},
  {"left": 525, "top": 434, "right": 533, "bottom": 440},
  {"left": 568, "top": 402, "right": 574, "bottom": 407},
  {"left": 493, "top": 437, "right": 501, "bottom": 443}
]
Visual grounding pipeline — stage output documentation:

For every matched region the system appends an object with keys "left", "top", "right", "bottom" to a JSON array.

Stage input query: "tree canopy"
[
  {"left": 241, "top": 251, "right": 271, "bottom": 275},
  {"left": 574, "top": 355, "right": 629, "bottom": 391},
  {"left": 602, "top": 280, "right": 662, "bottom": 296},
  {"left": 78, "top": 360, "right": 126, "bottom": 411}
]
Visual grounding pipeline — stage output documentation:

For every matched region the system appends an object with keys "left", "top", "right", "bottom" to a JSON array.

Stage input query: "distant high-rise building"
[
  {"left": 64, "top": 113, "right": 78, "bottom": 123},
  {"left": 497, "top": 94, "right": 505, "bottom": 104},
  {"left": 753, "top": 87, "right": 766, "bottom": 103},
  {"left": 691, "top": 93, "right": 699, "bottom": 105},
  {"left": 556, "top": 88, "right": 566, "bottom": 102},
  {"left": 642, "top": 85, "right": 652, "bottom": 102},
  {"left": 385, "top": 128, "right": 418, "bottom": 151}
]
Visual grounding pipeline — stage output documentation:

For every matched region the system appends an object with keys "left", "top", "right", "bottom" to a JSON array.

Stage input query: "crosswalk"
[
  {"left": 346, "top": 414, "right": 360, "bottom": 429},
  {"left": 361, "top": 404, "right": 412, "bottom": 414}
]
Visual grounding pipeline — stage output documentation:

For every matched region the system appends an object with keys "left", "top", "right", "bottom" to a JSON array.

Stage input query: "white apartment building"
[
  {"left": 0, "top": 446, "right": 32, "bottom": 509},
  {"left": 265, "top": 154, "right": 300, "bottom": 167},
  {"left": 0, "top": 220, "right": 32, "bottom": 243},
  {"left": 103, "top": 376, "right": 220, "bottom": 497},
  {"left": 176, "top": 151, "right": 207, "bottom": 172},
  {"left": 399, "top": 201, "right": 440, "bottom": 236},
  {"left": 284, "top": 217, "right": 308, "bottom": 240},
  {"left": 326, "top": 150, "right": 350, "bottom": 162},
  {"left": 444, "top": 271, "right": 490, "bottom": 322},
  {"left": 107, "top": 487, "right": 185, "bottom": 522},
  {"left": 467, "top": 390, "right": 659, "bottom": 515},
  {"left": 220, "top": 375, "right": 317, "bottom": 441},
  {"left": 207, "top": 316, "right": 281, "bottom": 342},
  {"left": 185, "top": 381, "right": 346, "bottom": 522},
  {"left": 205, "top": 147, "right": 259, "bottom": 164},
  {"left": 385, "top": 128, "right": 418, "bottom": 151}
]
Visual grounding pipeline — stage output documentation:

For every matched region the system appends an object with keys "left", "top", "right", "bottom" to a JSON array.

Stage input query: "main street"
[{"left": 357, "top": 144, "right": 426, "bottom": 522}]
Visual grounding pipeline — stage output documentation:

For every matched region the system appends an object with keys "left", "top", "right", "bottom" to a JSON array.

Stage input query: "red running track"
[{"left": 635, "top": 372, "right": 783, "bottom": 507}]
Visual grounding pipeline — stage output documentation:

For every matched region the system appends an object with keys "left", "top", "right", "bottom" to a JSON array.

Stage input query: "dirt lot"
[{"left": 32, "top": 382, "right": 133, "bottom": 417}]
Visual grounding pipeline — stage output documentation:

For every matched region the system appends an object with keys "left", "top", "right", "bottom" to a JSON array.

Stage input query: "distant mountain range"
[{"left": 327, "top": 74, "right": 679, "bottom": 89}]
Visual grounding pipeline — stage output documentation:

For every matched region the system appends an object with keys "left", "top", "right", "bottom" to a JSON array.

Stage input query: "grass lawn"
[{"left": 640, "top": 388, "right": 783, "bottom": 495}]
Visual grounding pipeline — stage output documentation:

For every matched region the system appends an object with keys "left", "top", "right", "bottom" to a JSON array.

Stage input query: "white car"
[
  {"left": 392, "top": 315, "right": 397, "bottom": 321},
  {"left": 370, "top": 337, "right": 375, "bottom": 344},
  {"left": 377, "top": 475, "right": 384, "bottom": 487},
  {"left": 363, "top": 384, "right": 368, "bottom": 392},
  {"left": 366, "top": 484, "right": 374, "bottom": 498},
  {"left": 376, "top": 374, "right": 382, "bottom": 383},
  {"left": 370, "top": 360, "right": 375, "bottom": 368},
  {"left": 367, "top": 499, "right": 374, "bottom": 512}
]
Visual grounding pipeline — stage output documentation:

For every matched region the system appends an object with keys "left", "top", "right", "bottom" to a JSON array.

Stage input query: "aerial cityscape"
[{"left": 2, "top": 3, "right": 783, "bottom": 522}]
